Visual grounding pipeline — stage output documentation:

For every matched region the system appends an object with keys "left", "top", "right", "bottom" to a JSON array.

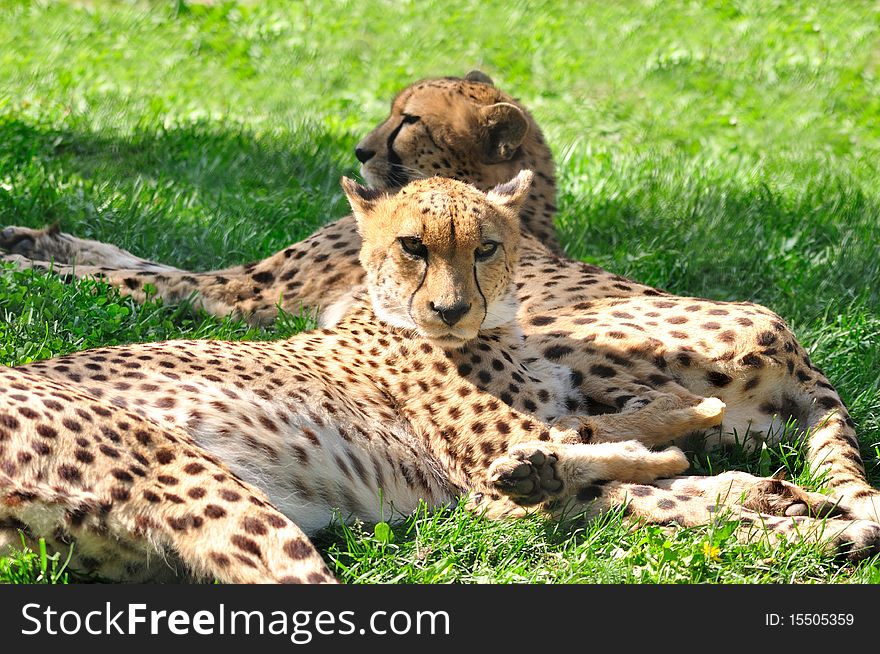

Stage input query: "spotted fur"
[
  {"left": 2, "top": 73, "right": 878, "bottom": 526},
  {"left": 3, "top": 175, "right": 878, "bottom": 584}
]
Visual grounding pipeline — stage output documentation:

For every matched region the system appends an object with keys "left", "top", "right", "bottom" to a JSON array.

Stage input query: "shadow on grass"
[
  {"left": 0, "top": 112, "right": 356, "bottom": 198},
  {"left": 0, "top": 113, "right": 360, "bottom": 266},
  {"left": 556, "top": 162, "right": 880, "bottom": 318}
]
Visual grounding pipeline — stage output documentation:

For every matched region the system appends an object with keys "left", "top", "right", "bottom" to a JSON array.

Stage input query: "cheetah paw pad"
[{"left": 489, "top": 445, "right": 563, "bottom": 505}]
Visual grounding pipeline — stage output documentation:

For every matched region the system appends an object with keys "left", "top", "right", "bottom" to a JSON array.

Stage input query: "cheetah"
[
  {"left": 2, "top": 72, "right": 878, "bottom": 525},
  {"left": 4, "top": 173, "right": 877, "bottom": 584}
]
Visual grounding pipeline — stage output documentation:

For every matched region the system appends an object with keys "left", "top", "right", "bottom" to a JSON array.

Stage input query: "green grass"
[
  {"left": 1, "top": 0, "right": 879, "bottom": 583},
  {"left": 0, "top": 535, "right": 72, "bottom": 585}
]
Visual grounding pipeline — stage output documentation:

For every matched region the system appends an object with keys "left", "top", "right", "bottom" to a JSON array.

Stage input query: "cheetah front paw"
[
  {"left": 690, "top": 396, "right": 726, "bottom": 427},
  {"left": 488, "top": 444, "right": 564, "bottom": 506}
]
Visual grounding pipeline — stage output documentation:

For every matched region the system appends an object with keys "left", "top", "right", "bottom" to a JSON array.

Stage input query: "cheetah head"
[
  {"left": 355, "top": 71, "right": 537, "bottom": 193},
  {"left": 341, "top": 170, "right": 532, "bottom": 346}
]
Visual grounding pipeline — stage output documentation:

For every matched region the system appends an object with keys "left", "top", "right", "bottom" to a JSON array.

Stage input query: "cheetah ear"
[
  {"left": 464, "top": 70, "right": 494, "bottom": 86},
  {"left": 487, "top": 170, "right": 533, "bottom": 212},
  {"left": 478, "top": 102, "right": 529, "bottom": 163},
  {"left": 341, "top": 177, "right": 385, "bottom": 227}
]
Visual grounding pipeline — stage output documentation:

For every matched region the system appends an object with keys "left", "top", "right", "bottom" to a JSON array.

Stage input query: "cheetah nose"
[
  {"left": 355, "top": 147, "right": 376, "bottom": 164},
  {"left": 430, "top": 301, "right": 471, "bottom": 326}
]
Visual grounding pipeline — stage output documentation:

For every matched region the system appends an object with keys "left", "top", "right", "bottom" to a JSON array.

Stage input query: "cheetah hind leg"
[
  {"left": 0, "top": 467, "right": 335, "bottom": 584},
  {"left": 488, "top": 440, "right": 689, "bottom": 506},
  {"left": 0, "top": 381, "right": 336, "bottom": 585}
]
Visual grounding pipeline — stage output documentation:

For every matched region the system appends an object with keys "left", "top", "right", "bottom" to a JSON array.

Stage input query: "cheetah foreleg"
[
  {"left": 0, "top": 224, "right": 176, "bottom": 270},
  {"left": 551, "top": 396, "right": 725, "bottom": 446}
]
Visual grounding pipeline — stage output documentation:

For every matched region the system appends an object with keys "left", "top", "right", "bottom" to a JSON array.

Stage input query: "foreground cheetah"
[
  {"left": 3, "top": 174, "right": 877, "bottom": 583},
  {"left": 3, "top": 73, "right": 878, "bottom": 525}
]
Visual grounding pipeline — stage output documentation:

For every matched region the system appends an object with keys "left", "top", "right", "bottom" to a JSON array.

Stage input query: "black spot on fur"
[{"left": 706, "top": 371, "right": 732, "bottom": 387}]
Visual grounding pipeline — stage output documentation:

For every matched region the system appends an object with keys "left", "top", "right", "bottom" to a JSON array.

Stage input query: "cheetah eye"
[
  {"left": 399, "top": 236, "right": 428, "bottom": 259},
  {"left": 401, "top": 114, "right": 420, "bottom": 124},
  {"left": 475, "top": 241, "right": 498, "bottom": 261}
]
